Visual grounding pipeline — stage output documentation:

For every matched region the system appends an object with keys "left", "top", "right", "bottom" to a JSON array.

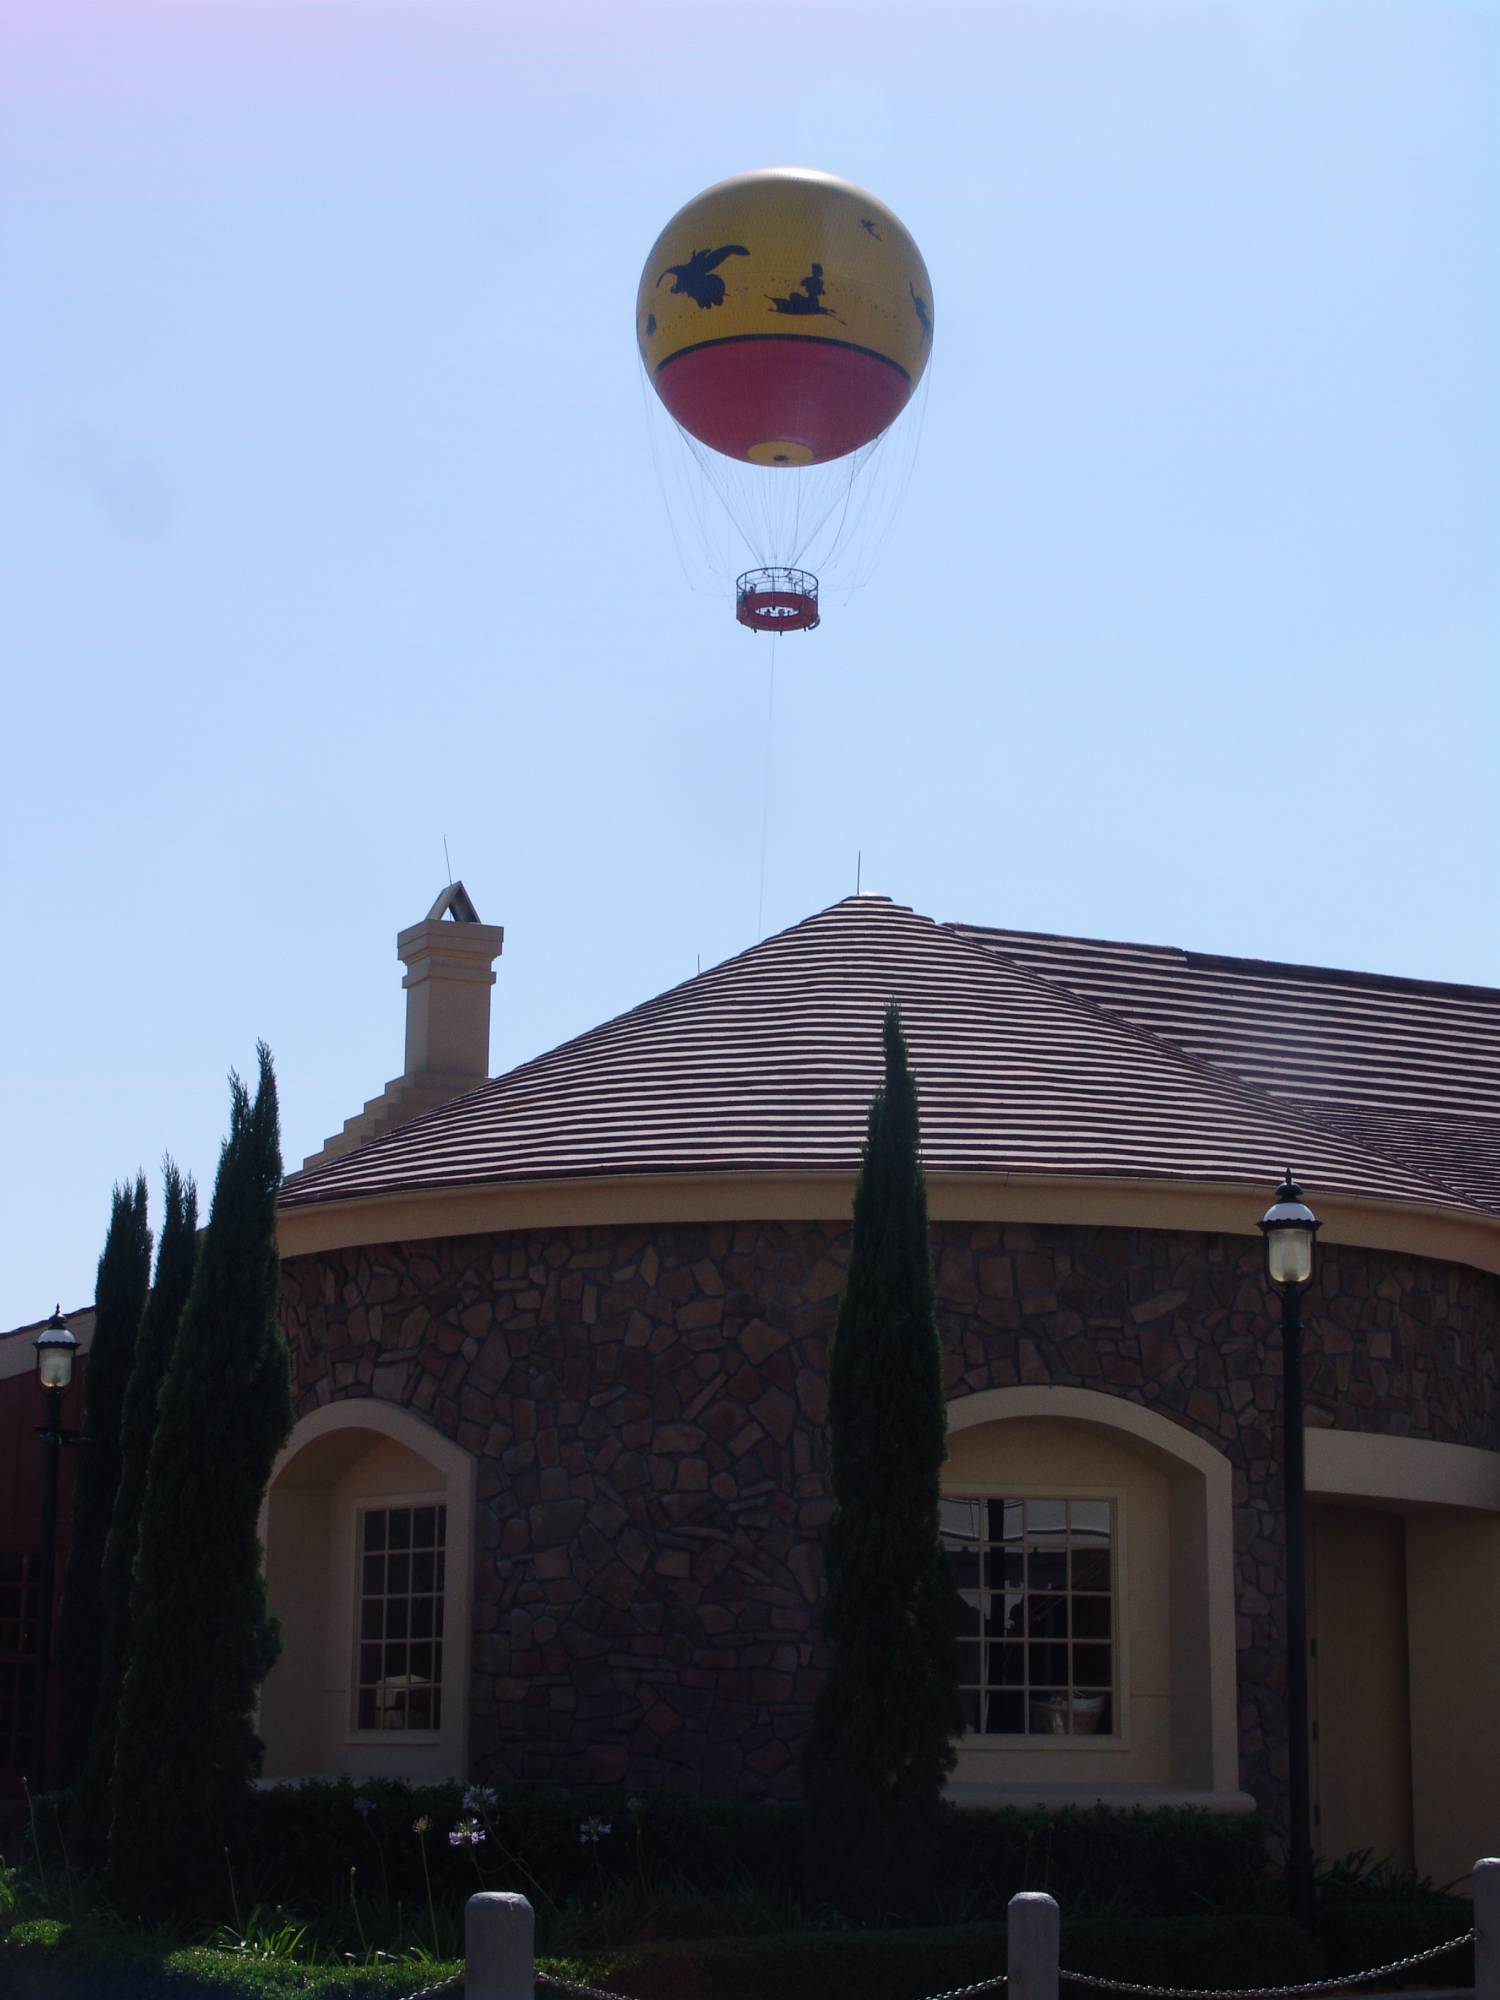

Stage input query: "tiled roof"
[
  {"left": 952, "top": 923, "right": 1500, "bottom": 1213},
  {"left": 280, "top": 897, "right": 1496, "bottom": 1219}
]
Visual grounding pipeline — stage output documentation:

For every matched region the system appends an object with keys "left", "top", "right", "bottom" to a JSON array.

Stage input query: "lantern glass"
[
  {"left": 36, "top": 1311, "right": 77, "bottom": 1391},
  {"left": 1266, "top": 1225, "right": 1314, "bottom": 1289}
]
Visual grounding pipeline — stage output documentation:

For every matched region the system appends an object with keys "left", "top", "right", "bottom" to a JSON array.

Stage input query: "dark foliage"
[
  {"left": 801, "top": 1003, "right": 964, "bottom": 1920},
  {"left": 55, "top": 1175, "right": 152, "bottom": 1788},
  {"left": 934, "top": 1802, "right": 1276, "bottom": 1918},
  {"left": 235, "top": 1778, "right": 804, "bottom": 1912},
  {"left": 585, "top": 1912, "right": 1320, "bottom": 2000},
  {"left": 1319, "top": 1898, "right": 1475, "bottom": 1987},
  {"left": 108, "top": 1048, "right": 293, "bottom": 1918},
  {"left": 79, "top": 1163, "right": 198, "bottom": 1846}
]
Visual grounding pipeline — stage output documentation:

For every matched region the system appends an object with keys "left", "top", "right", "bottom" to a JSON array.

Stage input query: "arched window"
[{"left": 258, "top": 1403, "right": 476, "bottom": 1783}]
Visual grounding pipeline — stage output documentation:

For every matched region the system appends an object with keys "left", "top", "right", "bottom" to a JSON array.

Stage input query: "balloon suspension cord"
[{"left": 756, "top": 636, "right": 778, "bottom": 939}]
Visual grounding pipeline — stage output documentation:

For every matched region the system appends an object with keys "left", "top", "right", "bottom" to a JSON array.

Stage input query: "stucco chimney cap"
[{"left": 426, "top": 880, "right": 483, "bottom": 924}]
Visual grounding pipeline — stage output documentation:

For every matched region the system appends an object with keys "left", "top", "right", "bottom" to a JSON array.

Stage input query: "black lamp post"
[
  {"left": 31, "top": 1306, "right": 85, "bottom": 1795},
  {"left": 1259, "top": 1173, "right": 1321, "bottom": 1930}
]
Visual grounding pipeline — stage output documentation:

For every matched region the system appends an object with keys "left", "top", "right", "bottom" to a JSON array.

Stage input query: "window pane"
[
  {"left": 413, "top": 1506, "right": 437, "bottom": 1547},
  {"left": 993, "top": 1500, "right": 1024, "bottom": 1542},
  {"left": 411, "top": 1597, "right": 434, "bottom": 1640},
  {"left": 986, "top": 1690, "right": 1026, "bottom": 1734},
  {"left": 1073, "top": 1644, "right": 1112, "bottom": 1687},
  {"left": 358, "top": 1689, "right": 377, "bottom": 1730},
  {"left": 1029, "top": 1641, "right": 1068, "bottom": 1685},
  {"left": 360, "top": 1598, "right": 383, "bottom": 1641},
  {"left": 959, "top": 1687, "right": 982, "bottom": 1731},
  {"left": 1072, "top": 1595, "right": 1111, "bottom": 1639},
  {"left": 956, "top": 1641, "right": 981, "bottom": 1683},
  {"left": 955, "top": 1592, "right": 982, "bottom": 1636},
  {"left": 362, "top": 1553, "right": 383, "bottom": 1595},
  {"left": 947, "top": 1547, "right": 980, "bottom": 1591},
  {"left": 1028, "top": 1547, "right": 1067, "bottom": 1591},
  {"left": 386, "top": 1598, "right": 409, "bottom": 1639},
  {"left": 1071, "top": 1550, "right": 1111, "bottom": 1590},
  {"left": 410, "top": 1642, "right": 434, "bottom": 1681},
  {"left": 388, "top": 1511, "right": 411, "bottom": 1550},
  {"left": 387, "top": 1553, "right": 409, "bottom": 1595},
  {"left": 993, "top": 1642, "right": 1025, "bottom": 1686},
  {"left": 412, "top": 1550, "right": 435, "bottom": 1593},
  {"left": 1070, "top": 1500, "right": 1110, "bottom": 1539},
  {"left": 364, "top": 1513, "right": 387, "bottom": 1552},
  {"left": 988, "top": 1546, "right": 1025, "bottom": 1589},
  {"left": 986, "top": 1593, "right": 1024, "bottom": 1641},
  {"left": 941, "top": 1498, "right": 983, "bottom": 1541},
  {"left": 1025, "top": 1500, "right": 1066, "bottom": 1534},
  {"left": 1028, "top": 1593, "right": 1067, "bottom": 1637}
]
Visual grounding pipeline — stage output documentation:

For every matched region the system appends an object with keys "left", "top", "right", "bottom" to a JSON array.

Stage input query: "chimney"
[
  {"left": 398, "top": 882, "right": 505, "bottom": 1084},
  {"left": 299, "top": 882, "right": 505, "bottom": 1172}
]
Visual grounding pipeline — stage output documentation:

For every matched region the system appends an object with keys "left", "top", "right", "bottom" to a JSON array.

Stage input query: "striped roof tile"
[{"left": 280, "top": 897, "right": 1494, "bottom": 1219}]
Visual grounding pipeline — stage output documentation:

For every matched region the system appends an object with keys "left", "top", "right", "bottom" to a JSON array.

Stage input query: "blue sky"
[{"left": 3, "top": 0, "right": 1496, "bottom": 1323}]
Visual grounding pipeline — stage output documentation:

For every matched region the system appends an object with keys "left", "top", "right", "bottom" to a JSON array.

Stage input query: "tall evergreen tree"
[
  {"left": 108, "top": 1048, "right": 293, "bottom": 1918},
  {"left": 54, "top": 1174, "right": 152, "bottom": 1789},
  {"left": 79, "top": 1162, "right": 198, "bottom": 1844},
  {"left": 801, "top": 1003, "right": 964, "bottom": 1921}
]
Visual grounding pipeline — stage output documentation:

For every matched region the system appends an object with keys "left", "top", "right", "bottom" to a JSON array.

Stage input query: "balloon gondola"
[{"left": 637, "top": 168, "right": 933, "bottom": 631}]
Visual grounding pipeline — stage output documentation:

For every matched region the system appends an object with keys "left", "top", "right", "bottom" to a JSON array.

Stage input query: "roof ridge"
[
  {"left": 952, "top": 919, "right": 1500, "bottom": 1008},
  {"left": 948, "top": 922, "right": 1491, "bottom": 1217}
]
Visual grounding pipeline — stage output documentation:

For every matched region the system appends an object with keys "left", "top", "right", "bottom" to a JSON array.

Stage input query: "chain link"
[
  {"left": 392, "top": 1972, "right": 465, "bottom": 2000},
  {"left": 425, "top": 1921, "right": 1478, "bottom": 2000},
  {"left": 537, "top": 1970, "right": 646, "bottom": 2000},
  {"left": 1057, "top": 1925, "right": 1476, "bottom": 1998}
]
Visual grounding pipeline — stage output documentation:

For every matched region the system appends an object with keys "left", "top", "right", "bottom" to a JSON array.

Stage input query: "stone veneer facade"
[{"left": 280, "top": 1219, "right": 1500, "bottom": 1815}]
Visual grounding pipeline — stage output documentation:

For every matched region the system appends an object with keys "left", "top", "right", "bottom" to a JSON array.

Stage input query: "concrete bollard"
[
  {"left": 1476, "top": 1859, "right": 1500, "bottom": 2000},
  {"left": 1008, "top": 1890, "right": 1060, "bottom": 2000},
  {"left": 465, "top": 1890, "right": 535, "bottom": 2000}
]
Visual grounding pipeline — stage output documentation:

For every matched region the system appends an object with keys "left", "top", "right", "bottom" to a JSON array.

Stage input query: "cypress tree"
[
  {"left": 108, "top": 1047, "right": 293, "bottom": 1919},
  {"left": 54, "top": 1174, "right": 152, "bottom": 1789},
  {"left": 79, "top": 1162, "right": 198, "bottom": 1845},
  {"left": 801, "top": 1002, "right": 964, "bottom": 1921}
]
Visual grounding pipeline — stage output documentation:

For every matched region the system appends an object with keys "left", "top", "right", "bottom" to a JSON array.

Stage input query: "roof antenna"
[
  {"left": 442, "top": 835, "right": 453, "bottom": 887},
  {"left": 856, "top": 849, "right": 862, "bottom": 894}
]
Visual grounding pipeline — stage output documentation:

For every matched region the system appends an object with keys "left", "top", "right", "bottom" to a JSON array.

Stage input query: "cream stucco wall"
[
  {"left": 1406, "top": 1515, "right": 1500, "bottom": 1888},
  {"left": 943, "top": 1386, "right": 1245, "bottom": 1810},
  {"left": 259, "top": 1402, "right": 476, "bottom": 1784}
]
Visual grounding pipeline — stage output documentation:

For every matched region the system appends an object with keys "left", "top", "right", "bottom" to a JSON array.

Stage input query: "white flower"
[
  {"left": 412, "top": 1815, "right": 432, "bottom": 1835},
  {"left": 449, "top": 1818, "right": 486, "bottom": 1849},
  {"left": 463, "top": 1783, "right": 499, "bottom": 1813},
  {"left": 578, "top": 1816, "right": 612, "bottom": 1846}
]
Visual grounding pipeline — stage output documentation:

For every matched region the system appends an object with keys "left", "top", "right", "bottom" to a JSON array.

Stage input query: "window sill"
[
  {"left": 344, "top": 1730, "right": 443, "bottom": 1746},
  {"left": 946, "top": 1779, "right": 1258, "bottom": 1814}
]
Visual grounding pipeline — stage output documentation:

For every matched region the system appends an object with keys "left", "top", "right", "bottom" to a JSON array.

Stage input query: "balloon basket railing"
[{"left": 735, "top": 568, "right": 820, "bottom": 634}]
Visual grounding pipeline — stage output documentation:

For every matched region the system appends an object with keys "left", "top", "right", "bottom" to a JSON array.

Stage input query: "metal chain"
[
  {"left": 449, "top": 1922, "right": 1481, "bottom": 2000},
  {"left": 537, "top": 1971, "right": 645, "bottom": 2000},
  {"left": 914, "top": 1974, "right": 1010, "bottom": 1998},
  {"left": 392, "top": 1973, "right": 465, "bottom": 2000},
  {"left": 1058, "top": 1925, "right": 1476, "bottom": 1998}
]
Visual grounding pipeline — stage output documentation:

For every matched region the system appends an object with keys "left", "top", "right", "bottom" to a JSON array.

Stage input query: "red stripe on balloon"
[{"left": 654, "top": 336, "right": 913, "bottom": 465}]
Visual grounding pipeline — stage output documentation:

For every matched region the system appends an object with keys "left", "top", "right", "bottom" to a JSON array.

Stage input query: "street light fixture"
[
  {"left": 1259, "top": 1173, "right": 1321, "bottom": 1931},
  {"left": 31, "top": 1306, "right": 86, "bottom": 1795}
]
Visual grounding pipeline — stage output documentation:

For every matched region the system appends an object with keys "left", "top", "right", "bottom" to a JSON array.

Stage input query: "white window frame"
[
  {"left": 345, "top": 1490, "right": 448, "bottom": 1747},
  {"left": 943, "top": 1481, "right": 1131, "bottom": 1752}
]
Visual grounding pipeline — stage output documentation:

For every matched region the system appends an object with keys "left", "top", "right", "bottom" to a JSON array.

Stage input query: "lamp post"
[
  {"left": 1259, "top": 1173, "right": 1321, "bottom": 1930},
  {"left": 31, "top": 1306, "right": 85, "bottom": 1795}
]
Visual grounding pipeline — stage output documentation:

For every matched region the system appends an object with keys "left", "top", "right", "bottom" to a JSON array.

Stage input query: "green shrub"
[{"left": 1320, "top": 1898, "right": 1475, "bottom": 1988}]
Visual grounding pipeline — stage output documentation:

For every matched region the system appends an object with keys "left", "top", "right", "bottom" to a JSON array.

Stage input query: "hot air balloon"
[{"left": 637, "top": 168, "right": 934, "bottom": 632}]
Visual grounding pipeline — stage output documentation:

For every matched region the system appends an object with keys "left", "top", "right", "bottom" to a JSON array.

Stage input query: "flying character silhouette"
[
  {"left": 860, "top": 217, "right": 883, "bottom": 239},
  {"left": 909, "top": 282, "right": 933, "bottom": 340},
  {"left": 657, "top": 244, "right": 750, "bottom": 308},
  {"left": 768, "top": 264, "right": 840, "bottom": 319}
]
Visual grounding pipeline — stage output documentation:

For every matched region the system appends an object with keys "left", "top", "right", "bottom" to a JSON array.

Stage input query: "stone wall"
[{"left": 280, "top": 1220, "right": 1499, "bottom": 1813}]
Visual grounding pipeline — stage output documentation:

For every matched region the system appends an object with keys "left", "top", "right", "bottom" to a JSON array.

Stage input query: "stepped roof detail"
[{"left": 280, "top": 896, "right": 1499, "bottom": 1220}]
